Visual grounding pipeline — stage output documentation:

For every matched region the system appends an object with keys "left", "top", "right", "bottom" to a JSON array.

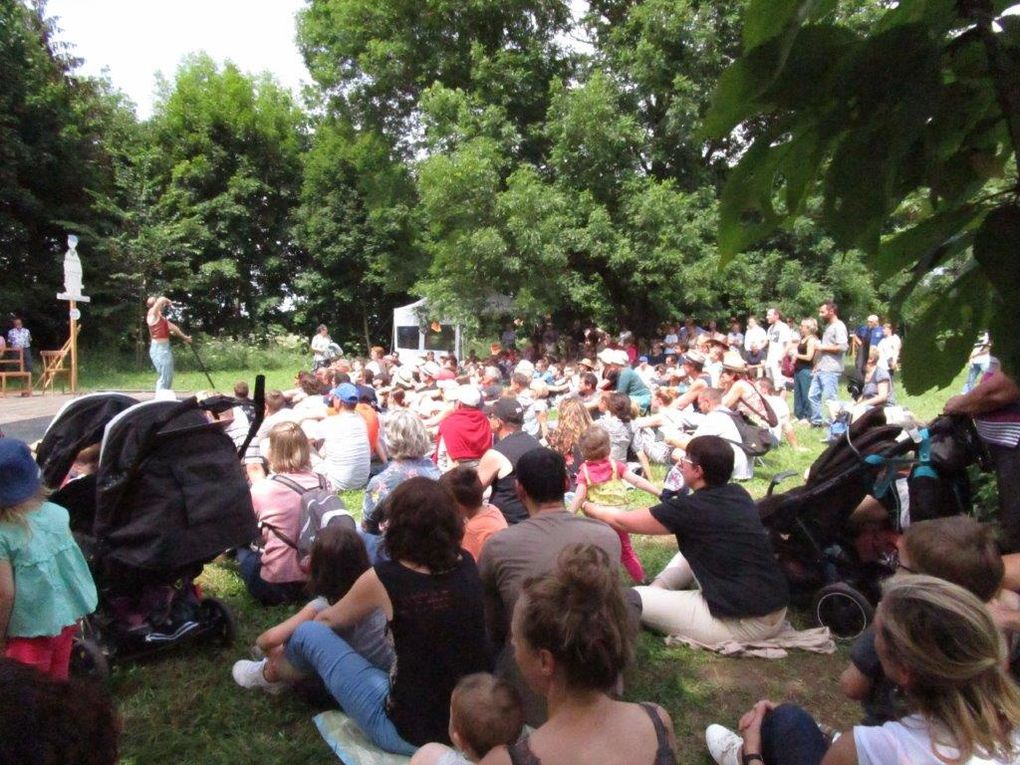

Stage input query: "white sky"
[{"left": 46, "top": 0, "right": 310, "bottom": 119}]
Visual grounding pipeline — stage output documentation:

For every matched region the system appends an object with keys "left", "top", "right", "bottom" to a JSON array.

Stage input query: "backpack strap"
[
  {"left": 259, "top": 521, "right": 299, "bottom": 550},
  {"left": 272, "top": 474, "right": 310, "bottom": 495}
]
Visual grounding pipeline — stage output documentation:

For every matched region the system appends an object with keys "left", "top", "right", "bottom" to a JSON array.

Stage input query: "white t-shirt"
[
  {"left": 693, "top": 408, "right": 752, "bottom": 481},
  {"left": 766, "top": 321, "right": 794, "bottom": 363},
  {"left": 855, "top": 715, "right": 1020, "bottom": 765},
  {"left": 309, "top": 412, "right": 371, "bottom": 490},
  {"left": 744, "top": 324, "right": 767, "bottom": 352}
]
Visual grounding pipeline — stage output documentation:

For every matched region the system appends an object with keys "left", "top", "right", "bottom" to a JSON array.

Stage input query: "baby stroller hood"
[
  {"left": 35, "top": 392, "right": 139, "bottom": 488},
  {"left": 95, "top": 398, "right": 258, "bottom": 572}
]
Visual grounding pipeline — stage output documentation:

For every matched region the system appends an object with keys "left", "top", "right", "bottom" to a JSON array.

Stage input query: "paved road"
[{"left": 0, "top": 390, "right": 157, "bottom": 444}]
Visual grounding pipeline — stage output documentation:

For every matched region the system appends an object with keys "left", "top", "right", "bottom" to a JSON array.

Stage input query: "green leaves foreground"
[{"left": 706, "top": 0, "right": 1020, "bottom": 393}]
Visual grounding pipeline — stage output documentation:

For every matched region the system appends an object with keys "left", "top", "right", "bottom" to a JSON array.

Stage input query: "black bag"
[
  {"left": 725, "top": 411, "right": 774, "bottom": 457},
  {"left": 264, "top": 474, "right": 356, "bottom": 569}
]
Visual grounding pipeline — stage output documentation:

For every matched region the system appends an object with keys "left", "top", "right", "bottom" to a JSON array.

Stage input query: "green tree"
[
  {"left": 144, "top": 55, "right": 307, "bottom": 334},
  {"left": 704, "top": 0, "right": 1020, "bottom": 391},
  {"left": 0, "top": 0, "right": 131, "bottom": 348},
  {"left": 292, "top": 119, "right": 423, "bottom": 349}
]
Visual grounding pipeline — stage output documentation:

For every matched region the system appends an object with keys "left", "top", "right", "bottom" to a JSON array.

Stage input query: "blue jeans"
[
  {"left": 808, "top": 371, "right": 839, "bottom": 425},
  {"left": 236, "top": 548, "right": 305, "bottom": 606},
  {"left": 149, "top": 341, "right": 174, "bottom": 392},
  {"left": 285, "top": 622, "right": 416, "bottom": 756},
  {"left": 760, "top": 704, "right": 829, "bottom": 765},
  {"left": 793, "top": 368, "right": 813, "bottom": 421}
]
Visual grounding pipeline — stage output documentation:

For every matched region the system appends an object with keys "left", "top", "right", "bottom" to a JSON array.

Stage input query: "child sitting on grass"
[
  {"left": 410, "top": 673, "right": 525, "bottom": 765},
  {"left": 231, "top": 525, "right": 393, "bottom": 693},
  {"left": 568, "top": 425, "right": 661, "bottom": 584}
]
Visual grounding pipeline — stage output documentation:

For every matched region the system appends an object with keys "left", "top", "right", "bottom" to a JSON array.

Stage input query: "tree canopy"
[{"left": 7, "top": 0, "right": 985, "bottom": 363}]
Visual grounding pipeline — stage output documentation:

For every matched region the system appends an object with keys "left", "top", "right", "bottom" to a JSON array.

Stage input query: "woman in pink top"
[
  {"left": 440, "top": 466, "right": 507, "bottom": 562},
  {"left": 239, "top": 422, "right": 323, "bottom": 605}
]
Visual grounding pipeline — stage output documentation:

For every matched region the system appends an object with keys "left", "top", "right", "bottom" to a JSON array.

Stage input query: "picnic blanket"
[
  {"left": 314, "top": 711, "right": 411, "bottom": 765},
  {"left": 664, "top": 623, "right": 836, "bottom": 659}
]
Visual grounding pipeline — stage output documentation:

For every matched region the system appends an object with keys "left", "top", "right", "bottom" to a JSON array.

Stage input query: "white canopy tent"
[{"left": 391, "top": 298, "right": 462, "bottom": 365}]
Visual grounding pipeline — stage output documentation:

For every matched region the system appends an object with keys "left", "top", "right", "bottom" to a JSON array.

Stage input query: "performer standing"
[{"left": 146, "top": 297, "right": 191, "bottom": 392}]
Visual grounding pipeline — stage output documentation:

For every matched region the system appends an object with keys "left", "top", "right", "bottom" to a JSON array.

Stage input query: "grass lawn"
[{"left": 94, "top": 367, "right": 976, "bottom": 765}]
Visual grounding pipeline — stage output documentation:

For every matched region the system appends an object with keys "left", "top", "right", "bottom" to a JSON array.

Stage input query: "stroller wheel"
[
  {"left": 199, "top": 597, "right": 236, "bottom": 647},
  {"left": 70, "top": 635, "right": 110, "bottom": 681},
  {"left": 812, "top": 583, "right": 874, "bottom": 641}
]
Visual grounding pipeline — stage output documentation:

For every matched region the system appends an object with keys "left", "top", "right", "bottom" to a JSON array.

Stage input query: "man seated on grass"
[{"left": 582, "top": 435, "right": 789, "bottom": 644}]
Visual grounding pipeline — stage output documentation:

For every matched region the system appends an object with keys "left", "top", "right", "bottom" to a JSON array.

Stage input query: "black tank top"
[
  {"left": 375, "top": 555, "right": 491, "bottom": 746},
  {"left": 795, "top": 338, "right": 813, "bottom": 372},
  {"left": 489, "top": 430, "right": 542, "bottom": 525},
  {"left": 507, "top": 702, "right": 676, "bottom": 765}
]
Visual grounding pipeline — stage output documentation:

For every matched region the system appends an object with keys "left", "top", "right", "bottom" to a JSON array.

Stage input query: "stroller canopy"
[
  {"left": 95, "top": 399, "right": 257, "bottom": 572},
  {"left": 36, "top": 393, "right": 139, "bottom": 488}
]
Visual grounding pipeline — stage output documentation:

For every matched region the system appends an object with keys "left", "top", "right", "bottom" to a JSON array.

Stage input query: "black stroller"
[
  {"left": 36, "top": 382, "right": 264, "bottom": 678},
  {"left": 758, "top": 407, "right": 990, "bottom": 639}
]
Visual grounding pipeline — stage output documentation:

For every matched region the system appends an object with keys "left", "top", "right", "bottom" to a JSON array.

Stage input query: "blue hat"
[
  {"left": 0, "top": 439, "right": 41, "bottom": 506},
  {"left": 331, "top": 382, "right": 359, "bottom": 404},
  {"left": 638, "top": 355, "right": 649, "bottom": 363}
]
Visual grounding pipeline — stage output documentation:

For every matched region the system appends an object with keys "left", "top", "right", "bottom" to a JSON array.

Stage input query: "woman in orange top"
[{"left": 145, "top": 296, "right": 191, "bottom": 392}]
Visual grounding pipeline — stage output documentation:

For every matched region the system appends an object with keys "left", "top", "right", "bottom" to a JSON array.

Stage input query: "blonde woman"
[
  {"left": 706, "top": 574, "right": 1020, "bottom": 765},
  {"left": 793, "top": 317, "right": 819, "bottom": 422},
  {"left": 545, "top": 396, "right": 593, "bottom": 483},
  {"left": 240, "top": 422, "right": 323, "bottom": 605}
]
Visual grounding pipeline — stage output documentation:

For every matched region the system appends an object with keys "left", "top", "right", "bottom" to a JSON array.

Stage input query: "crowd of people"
[{"left": 7, "top": 301, "right": 1020, "bottom": 765}]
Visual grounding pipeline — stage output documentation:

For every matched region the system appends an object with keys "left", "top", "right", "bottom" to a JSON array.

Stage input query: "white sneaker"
[
  {"left": 231, "top": 658, "right": 286, "bottom": 695},
  {"left": 705, "top": 724, "right": 743, "bottom": 765}
]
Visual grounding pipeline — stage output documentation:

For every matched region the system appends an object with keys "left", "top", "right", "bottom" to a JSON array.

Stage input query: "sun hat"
[
  {"left": 420, "top": 361, "right": 441, "bottom": 378},
  {"left": 578, "top": 358, "right": 595, "bottom": 369},
  {"left": 484, "top": 397, "right": 525, "bottom": 425},
  {"left": 393, "top": 366, "right": 415, "bottom": 387},
  {"left": 0, "top": 439, "right": 41, "bottom": 507},
  {"left": 722, "top": 351, "right": 748, "bottom": 373},
  {"left": 682, "top": 350, "right": 706, "bottom": 368},
  {"left": 331, "top": 382, "right": 360, "bottom": 404}
]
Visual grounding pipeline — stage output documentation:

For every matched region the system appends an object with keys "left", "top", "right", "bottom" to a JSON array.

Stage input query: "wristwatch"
[{"left": 742, "top": 754, "right": 764, "bottom": 765}]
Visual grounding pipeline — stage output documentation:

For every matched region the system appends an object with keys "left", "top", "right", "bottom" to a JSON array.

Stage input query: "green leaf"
[
  {"left": 874, "top": 204, "right": 984, "bottom": 281},
  {"left": 742, "top": 0, "right": 837, "bottom": 51},
  {"left": 974, "top": 205, "right": 1020, "bottom": 308},
  {"left": 717, "top": 140, "right": 783, "bottom": 261},
  {"left": 700, "top": 41, "right": 782, "bottom": 139},
  {"left": 900, "top": 263, "right": 994, "bottom": 394}
]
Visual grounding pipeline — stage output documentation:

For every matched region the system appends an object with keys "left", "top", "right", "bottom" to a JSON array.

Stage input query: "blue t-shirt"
[{"left": 0, "top": 501, "right": 97, "bottom": 637}]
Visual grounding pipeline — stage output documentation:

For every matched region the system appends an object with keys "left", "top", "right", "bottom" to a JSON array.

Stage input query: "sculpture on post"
[{"left": 58, "top": 235, "right": 88, "bottom": 302}]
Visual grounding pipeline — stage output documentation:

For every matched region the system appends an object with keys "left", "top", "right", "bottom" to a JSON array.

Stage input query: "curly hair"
[
  {"left": 516, "top": 543, "right": 634, "bottom": 692},
  {"left": 546, "top": 397, "right": 592, "bottom": 457},
  {"left": 384, "top": 410, "right": 432, "bottom": 460},
  {"left": 384, "top": 477, "right": 464, "bottom": 572}
]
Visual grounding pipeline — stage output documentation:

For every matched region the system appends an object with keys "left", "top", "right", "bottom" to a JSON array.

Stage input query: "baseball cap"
[
  {"left": 331, "top": 382, "right": 359, "bottom": 404},
  {"left": 457, "top": 385, "right": 482, "bottom": 407},
  {"left": 485, "top": 397, "right": 525, "bottom": 425}
]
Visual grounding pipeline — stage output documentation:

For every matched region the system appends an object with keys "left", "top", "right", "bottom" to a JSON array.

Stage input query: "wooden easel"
[{"left": 37, "top": 322, "right": 81, "bottom": 393}]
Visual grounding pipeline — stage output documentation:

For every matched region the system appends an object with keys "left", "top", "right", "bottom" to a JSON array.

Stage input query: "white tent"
[{"left": 391, "top": 298, "right": 462, "bottom": 365}]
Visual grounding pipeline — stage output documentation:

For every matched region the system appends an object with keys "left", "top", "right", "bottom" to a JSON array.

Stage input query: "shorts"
[{"left": 5, "top": 624, "right": 78, "bottom": 680}]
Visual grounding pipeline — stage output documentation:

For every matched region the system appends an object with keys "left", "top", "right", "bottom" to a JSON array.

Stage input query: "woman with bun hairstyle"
[
  {"left": 705, "top": 574, "right": 1020, "bottom": 765},
  {"left": 481, "top": 543, "right": 677, "bottom": 765}
]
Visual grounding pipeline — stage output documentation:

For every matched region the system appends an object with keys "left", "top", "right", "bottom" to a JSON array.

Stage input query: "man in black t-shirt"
[{"left": 582, "top": 435, "right": 789, "bottom": 643}]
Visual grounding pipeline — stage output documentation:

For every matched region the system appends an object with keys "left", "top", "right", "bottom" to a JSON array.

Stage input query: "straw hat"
[{"left": 722, "top": 351, "right": 748, "bottom": 373}]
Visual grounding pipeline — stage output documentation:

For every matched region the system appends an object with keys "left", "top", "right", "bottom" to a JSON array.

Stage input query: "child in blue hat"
[{"left": 0, "top": 439, "right": 97, "bottom": 679}]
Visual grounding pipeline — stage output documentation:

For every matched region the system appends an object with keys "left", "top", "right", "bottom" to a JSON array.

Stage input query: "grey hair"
[{"left": 385, "top": 410, "right": 432, "bottom": 460}]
